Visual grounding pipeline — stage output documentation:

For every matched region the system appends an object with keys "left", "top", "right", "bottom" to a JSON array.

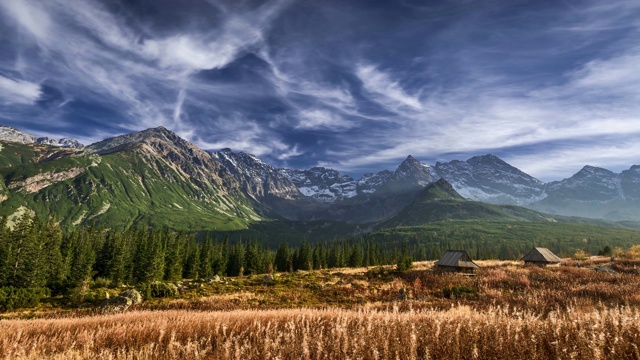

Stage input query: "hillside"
[
  {"left": 0, "top": 128, "right": 261, "bottom": 231},
  {"left": 378, "top": 179, "right": 556, "bottom": 229}
]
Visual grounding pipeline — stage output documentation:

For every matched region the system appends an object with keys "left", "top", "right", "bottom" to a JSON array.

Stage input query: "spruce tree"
[
  {"left": 274, "top": 242, "right": 291, "bottom": 272},
  {"left": 244, "top": 240, "right": 261, "bottom": 275}
]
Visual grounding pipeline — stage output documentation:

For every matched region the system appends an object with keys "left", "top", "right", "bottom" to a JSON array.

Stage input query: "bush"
[
  {"left": 442, "top": 286, "right": 477, "bottom": 299},
  {"left": 395, "top": 256, "right": 413, "bottom": 272},
  {"left": 91, "top": 277, "right": 113, "bottom": 289},
  {"left": 135, "top": 282, "right": 179, "bottom": 300},
  {"left": 0, "top": 286, "right": 50, "bottom": 311}
]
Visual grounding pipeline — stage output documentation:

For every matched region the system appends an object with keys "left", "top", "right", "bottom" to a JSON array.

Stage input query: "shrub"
[
  {"left": 91, "top": 277, "right": 113, "bottom": 289},
  {"left": 135, "top": 282, "right": 179, "bottom": 300},
  {"left": 442, "top": 285, "right": 477, "bottom": 299},
  {"left": 0, "top": 286, "right": 50, "bottom": 311}
]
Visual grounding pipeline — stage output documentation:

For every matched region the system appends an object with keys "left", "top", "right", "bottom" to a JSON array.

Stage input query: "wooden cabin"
[
  {"left": 522, "top": 247, "right": 562, "bottom": 267},
  {"left": 435, "top": 250, "right": 480, "bottom": 273}
]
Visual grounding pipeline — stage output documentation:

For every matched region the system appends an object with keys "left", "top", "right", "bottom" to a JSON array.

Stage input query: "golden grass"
[
  {"left": 4, "top": 263, "right": 640, "bottom": 359},
  {"left": 2, "top": 306, "right": 640, "bottom": 359}
]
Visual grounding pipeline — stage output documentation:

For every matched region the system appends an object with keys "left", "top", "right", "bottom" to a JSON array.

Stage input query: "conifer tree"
[
  {"left": 348, "top": 243, "right": 363, "bottom": 268},
  {"left": 182, "top": 236, "right": 200, "bottom": 279},
  {"left": 274, "top": 242, "right": 291, "bottom": 272},
  {"left": 164, "top": 232, "right": 185, "bottom": 281},
  {"left": 226, "top": 243, "right": 245, "bottom": 276},
  {"left": 244, "top": 240, "right": 261, "bottom": 275}
]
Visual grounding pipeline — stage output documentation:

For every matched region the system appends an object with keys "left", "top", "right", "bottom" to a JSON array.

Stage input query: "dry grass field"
[{"left": 3, "top": 260, "right": 640, "bottom": 359}]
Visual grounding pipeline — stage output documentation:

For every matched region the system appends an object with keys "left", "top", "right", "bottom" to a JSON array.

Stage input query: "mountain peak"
[
  {"left": 87, "top": 126, "right": 186, "bottom": 154},
  {"left": 0, "top": 125, "right": 84, "bottom": 149},
  {"left": 467, "top": 154, "right": 506, "bottom": 166},
  {"left": 575, "top": 165, "right": 615, "bottom": 177}
]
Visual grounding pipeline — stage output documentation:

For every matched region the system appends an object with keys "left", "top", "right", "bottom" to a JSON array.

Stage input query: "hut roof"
[
  {"left": 436, "top": 250, "right": 480, "bottom": 269},
  {"left": 522, "top": 247, "right": 562, "bottom": 263}
]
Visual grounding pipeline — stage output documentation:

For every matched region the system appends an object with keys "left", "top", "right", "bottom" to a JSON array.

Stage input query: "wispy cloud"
[
  {"left": 295, "top": 109, "right": 353, "bottom": 131},
  {"left": 0, "top": 75, "right": 41, "bottom": 104},
  {"left": 355, "top": 64, "right": 423, "bottom": 112}
]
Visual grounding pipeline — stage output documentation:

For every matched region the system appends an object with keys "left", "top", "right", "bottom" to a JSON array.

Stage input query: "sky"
[{"left": 1, "top": 0, "right": 639, "bottom": 182}]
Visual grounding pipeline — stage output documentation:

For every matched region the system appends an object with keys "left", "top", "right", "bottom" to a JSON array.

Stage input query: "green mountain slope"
[
  {"left": 378, "top": 179, "right": 556, "bottom": 229},
  {"left": 0, "top": 128, "right": 262, "bottom": 231}
]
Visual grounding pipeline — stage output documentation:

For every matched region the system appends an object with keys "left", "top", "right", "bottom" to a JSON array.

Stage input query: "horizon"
[{"left": 1, "top": 1, "right": 639, "bottom": 182}]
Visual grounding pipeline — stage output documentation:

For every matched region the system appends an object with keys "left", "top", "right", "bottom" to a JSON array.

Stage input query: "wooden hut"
[
  {"left": 435, "top": 250, "right": 480, "bottom": 273},
  {"left": 522, "top": 247, "right": 562, "bottom": 267}
]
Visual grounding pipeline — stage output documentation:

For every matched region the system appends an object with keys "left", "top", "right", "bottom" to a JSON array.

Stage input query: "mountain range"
[{"left": 0, "top": 125, "right": 639, "bottom": 235}]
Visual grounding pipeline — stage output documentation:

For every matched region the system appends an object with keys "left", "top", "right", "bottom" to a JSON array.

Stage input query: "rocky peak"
[
  {"left": 213, "top": 148, "right": 300, "bottom": 201},
  {"left": 619, "top": 165, "right": 640, "bottom": 200},
  {"left": 381, "top": 155, "right": 438, "bottom": 193},
  {"left": 86, "top": 126, "right": 188, "bottom": 155},
  {"left": 544, "top": 165, "right": 620, "bottom": 203},
  {"left": 357, "top": 170, "right": 393, "bottom": 194},
  {"left": 573, "top": 165, "right": 616, "bottom": 178},
  {"left": 434, "top": 154, "right": 544, "bottom": 205},
  {"left": 0, "top": 125, "right": 84, "bottom": 149},
  {"left": 281, "top": 167, "right": 357, "bottom": 203}
]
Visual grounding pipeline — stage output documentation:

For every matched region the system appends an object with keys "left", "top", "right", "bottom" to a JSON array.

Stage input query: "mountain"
[
  {"left": 433, "top": 154, "right": 545, "bottom": 205},
  {"left": 529, "top": 165, "right": 640, "bottom": 220},
  {"left": 379, "top": 178, "right": 554, "bottom": 228},
  {"left": 2, "top": 124, "right": 640, "bottom": 232},
  {"left": 280, "top": 167, "right": 357, "bottom": 203},
  {"left": 0, "top": 125, "right": 84, "bottom": 149},
  {"left": 0, "top": 127, "right": 261, "bottom": 230},
  {"left": 380, "top": 155, "right": 439, "bottom": 194}
]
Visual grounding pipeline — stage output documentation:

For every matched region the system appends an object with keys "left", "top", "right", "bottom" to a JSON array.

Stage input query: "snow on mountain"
[
  {"left": 0, "top": 125, "right": 84, "bottom": 149},
  {"left": 434, "top": 154, "right": 545, "bottom": 205},
  {"left": 380, "top": 155, "right": 440, "bottom": 194},
  {"left": 280, "top": 167, "right": 357, "bottom": 203},
  {"left": 357, "top": 170, "right": 393, "bottom": 194},
  {"left": 213, "top": 148, "right": 300, "bottom": 201},
  {"left": 543, "top": 166, "right": 622, "bottom": 203}
]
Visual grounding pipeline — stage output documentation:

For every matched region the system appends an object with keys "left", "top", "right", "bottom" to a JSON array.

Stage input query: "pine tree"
[
  {"left": 226, "top": 243, "right": 245, "bottom": 276},
  {"left": 244, "top": 240, "right": 261, "bottom": 275},
  {"left": 295, "top": 240, "right": 312, "bottom": 271},
  {"left": 348, "top": 243, "right": 363, "bottom": 268},
  {"left": 182, "top": 236, "right": 200, "bottom": 279},
  {"left": 164, "top": 232, "right": 185, "bottom": 281},
  {"left": 274, "top": 242, "right": 291, "bottom": 272},
  {"left": 5, "top": 212, "right": 48, "bottom": 288}
]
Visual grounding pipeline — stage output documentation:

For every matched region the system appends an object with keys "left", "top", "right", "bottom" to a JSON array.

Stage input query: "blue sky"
[{"left": 1, "top": 0, "right": 639, "bottom": 181}]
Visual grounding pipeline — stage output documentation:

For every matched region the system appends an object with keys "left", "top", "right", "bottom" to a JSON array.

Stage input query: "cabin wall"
[{"left": 525, "top": 261, "right": 560, "bottom": 268}]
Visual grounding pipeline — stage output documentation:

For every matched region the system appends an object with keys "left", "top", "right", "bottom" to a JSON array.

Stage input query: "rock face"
[
  {"left": 433, "top": 154, "right": 545, "bottom": 205},
  {"left": 0, "top": 125, "right": 84, "bottom": 148},
  {"left": 86, "top": 127, "right": 245, "bottom": 202},
  {"left": 529, "top": 165, "right": 640, "bottom": 220},
  {"left": 8, "top": 168, "right": 85, "bottom": 193},
  {"left": 213, "top": 148, "right": 301, "bottom": 202},
  {"left": 379, "top": 155, "right": 439, "bottom": 194},
  {"left": 280, "top": 167, "right": 357, "bottom": 203}
]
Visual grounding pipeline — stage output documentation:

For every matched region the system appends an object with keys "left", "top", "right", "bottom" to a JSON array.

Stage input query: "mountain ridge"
[{"left": 2, "top": 125, "right": 640, "bottom": 225}]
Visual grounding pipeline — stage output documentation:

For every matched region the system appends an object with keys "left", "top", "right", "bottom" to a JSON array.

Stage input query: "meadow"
[{"left": 2, "top": 259, "right": 640, "bottom": 359}]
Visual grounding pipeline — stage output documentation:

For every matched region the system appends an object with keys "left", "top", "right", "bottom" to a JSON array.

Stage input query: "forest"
[{"left": 1, "top": 212, "right": 637, "bottom": 311}]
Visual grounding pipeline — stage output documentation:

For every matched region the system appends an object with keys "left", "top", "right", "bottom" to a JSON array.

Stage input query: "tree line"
[{"left": 0, "top": 213, "right": 410, "bottom": 296}]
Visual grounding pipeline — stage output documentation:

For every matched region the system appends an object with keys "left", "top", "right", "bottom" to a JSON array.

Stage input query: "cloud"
[
  {"left": 0, "top": 75, "right": 41, "bottom": 104},
  {"left": 355, "top": 64, "right": 423, "bottom": 112},
  {"left": 295, "top": 109, "right": 353, "bottom": 131},
  {"left": 0, "top": 0, "right": 52, "bottom": 44}
]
